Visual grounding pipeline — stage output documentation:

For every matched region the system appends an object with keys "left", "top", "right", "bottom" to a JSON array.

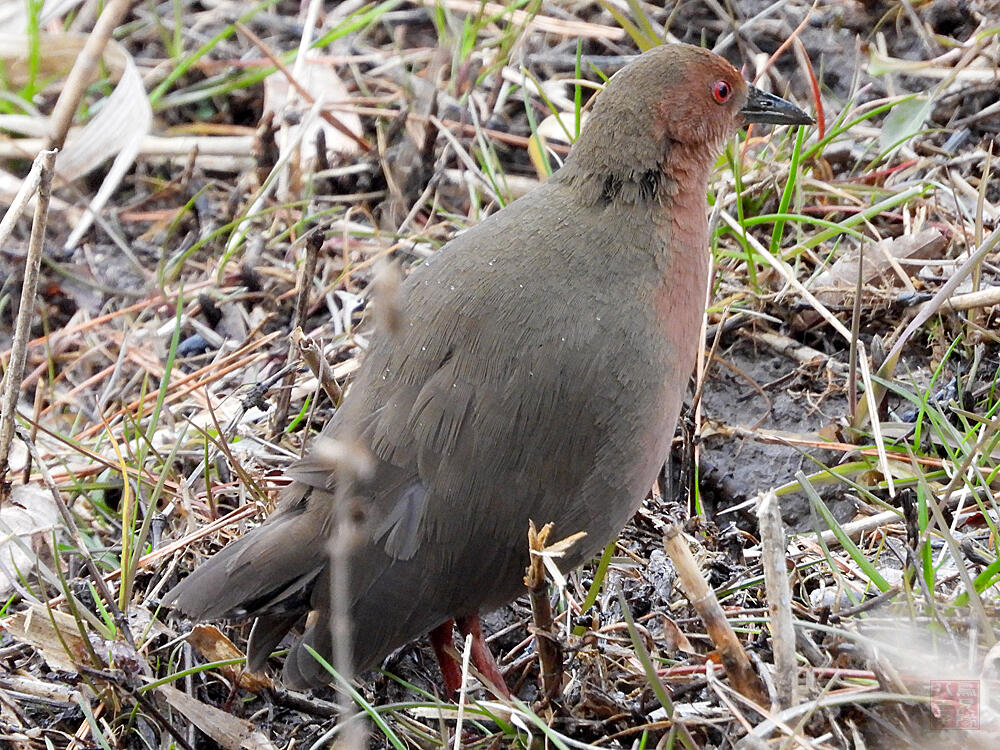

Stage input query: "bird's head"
[{"left": 563, "top": 44, "right": 812, "bottom": 195}]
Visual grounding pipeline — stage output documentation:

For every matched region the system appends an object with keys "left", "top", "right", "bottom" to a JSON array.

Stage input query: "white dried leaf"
[
  {"left": 811, "top": 228, "right": 946, "bottom": 298},
  {"left": 0, "top": 485, "right": 60, "bottom": 598},
  {"left": 263, "top": 59, "right": 363, "bottom": 169},
  {"left": 0, "top": 32, "right": 152, "bottom": 248},
  {"left": 0, "top": 0, "right": 84, "bottom": 30},
  {"left": 158, "top": 685, "right": 277, "bottom": 750},
  {"left": 3, "top": 603, "right": 85, "bottom": 673},
  {"left": 536, "top": 111, "right": 587, "bottom": 145}
]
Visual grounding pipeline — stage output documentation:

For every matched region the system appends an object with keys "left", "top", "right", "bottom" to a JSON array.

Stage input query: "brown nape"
[
  {"left": 163, "top": 42, "right": 811, "bottom": 694},
  {"left": 553, "top": 45, "right": 751, "bottom": 210},
  {"left": 561, "top": 46, "right": 748, "bottom": 182}
]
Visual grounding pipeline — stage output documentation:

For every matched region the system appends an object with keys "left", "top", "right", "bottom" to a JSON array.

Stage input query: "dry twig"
[
  {"left": 0, "top": 149, "right": 56, "bottom": 496},
  {"left": 524, "top": 521, "right": 563, "bottom": 701},
  {"left": 756, "top": 491, "right": 798, "bottom": 709},
  {"left": 662, "top": 523, "right": 768, "bottom": 706}
]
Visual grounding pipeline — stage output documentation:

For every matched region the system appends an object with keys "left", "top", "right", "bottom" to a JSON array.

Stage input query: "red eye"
[{"left": 712, "top": 80, "right": 732, "bottom": 104}]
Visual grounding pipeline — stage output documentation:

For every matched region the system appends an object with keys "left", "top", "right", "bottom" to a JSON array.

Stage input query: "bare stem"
[
  {"left": 662, "top": 522, "right": 768, "bottom": 706},
  {"left": 524, "top": 521, "right": 564, "bottom": 701},
  {"left": 756, "top": 491, "right": 798, "bottom": 709},
  {"left": 271, "top": 231, "right": 323, "bottom": 437},
  {"left": 46, "top": 0, "right": 133, "bottom": 150},
  {"left": 0, "top": 149, "right": 57, "bottom": 497}
]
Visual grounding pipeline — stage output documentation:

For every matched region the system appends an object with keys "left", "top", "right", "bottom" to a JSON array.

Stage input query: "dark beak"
[{"left": 741, "top": 85, "right": 814, "bottom": 126}]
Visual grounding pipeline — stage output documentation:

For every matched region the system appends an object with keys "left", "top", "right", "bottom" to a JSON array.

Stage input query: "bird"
[{"left": 164, "top": 43, "right": 812, "bottom": 695}]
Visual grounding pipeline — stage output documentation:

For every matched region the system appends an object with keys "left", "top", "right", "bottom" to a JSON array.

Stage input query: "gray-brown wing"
[{"left": 280, "top": 186, "right": 630, "bottom": 678}]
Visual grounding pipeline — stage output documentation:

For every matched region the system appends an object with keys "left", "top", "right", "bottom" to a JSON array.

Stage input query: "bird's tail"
[{"left": 162, "top": 485, "right": 330, "bottom": 683}]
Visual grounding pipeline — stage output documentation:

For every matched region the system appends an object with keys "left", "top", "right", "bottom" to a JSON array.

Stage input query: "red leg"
[
  {"left": 429, "top": 619, "right": 463, "bottom": 695},
  {"left": 457, "top": 614, "right": 512, "bottom": 699}
]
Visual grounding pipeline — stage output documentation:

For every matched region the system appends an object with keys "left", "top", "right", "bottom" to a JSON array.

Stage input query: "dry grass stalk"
[
  {"left": 941, "top": 284, "right": 1000, "bottom": 312},
  {"left": 0, "top": 148, "right": 49, "bottom": 247},
  {"left": 320, "top": 437, "right": 374, "bottom": 750},
  {"left": 414, "top": 0, "right": 626, "bottom": 40},
  {"left": 523, "top": 520, "right": 564, "bottom": 701},
  {"left": 856, "top": 339, "right": 895, "bottom": 497},
  {"left": 755, "top": 490, "right": 798, "bottom": 710},
  {"left": 854, "top": 223, "right": 1000, "bottom": 429},
  {"left": 662, "top": 522, "right": 768, "bottom": 706},
  {"left": 292, "top": 328, "right": 344, "bottom": 407},
  {"left": 372, "top": 260, "right": 405, "bottom": 337},
  {"left": 453, "top": 632, "right": 474, "bottom": 750},
  {"left": 0, "top": 135, "right": 256, "bottom": 162},
  {"left": 271, "top": 231, "right": 323, "bottom": 436},
  {"left": 746, "top": 329, "right": 840, "bottom": 369},
  {"left": 45, "top": 0, "right": 133, "bottom": 150},
  {"left": 0, "top": 149, "right": 56, "bottom": 497}
]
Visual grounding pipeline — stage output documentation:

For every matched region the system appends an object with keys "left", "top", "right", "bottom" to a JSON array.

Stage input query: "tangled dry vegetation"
[{"left": 1, "top": 0, "right": 1000, "bottom": 748}]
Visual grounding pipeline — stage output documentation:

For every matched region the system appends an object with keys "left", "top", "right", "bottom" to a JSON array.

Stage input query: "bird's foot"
[
  {"left": 429, "top": 619, "right": 463, "bottom": 695},
  {"left": 428, "top": 616, "right": 511, "bottom": 699},
  {"left": 457, "top": 614, "right": 511, "bottom": 699}
]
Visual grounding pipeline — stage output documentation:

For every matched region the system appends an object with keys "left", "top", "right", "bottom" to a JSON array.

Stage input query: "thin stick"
[
  {"left": 524, "top": 521, "right": 563, "bottom": 700},
  {"left": 756, "top": 491, "right": 798, "bottom": 709},
  {"left": 45, "top": 0, "right": 133, "bottom": 150},
  {"left": 857, "top": 340, "right": 895, "bottom": 498},
  {"left": 662, "top": 523, "right": 768, "bottom": 705},
  {"left": 0, "top": 149, "right": 57, "bottom": 496},
  {"left": 271, "top": 231, "right": 323, "bottom": 436},
  {"left": 322, "top": 438, "right": 373, "bottom": 750},
  {"left": 0, "top": 153, "right": 47, "bottom": 249},
  {"left": 453, "top": 633, "right": 473, "bottom": 750},
  {"left": 293, "top": 329, "right": 344, "bottom": 407},
  {"left": 847, "top": 241, "right": 864, "bottom": 420}
]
